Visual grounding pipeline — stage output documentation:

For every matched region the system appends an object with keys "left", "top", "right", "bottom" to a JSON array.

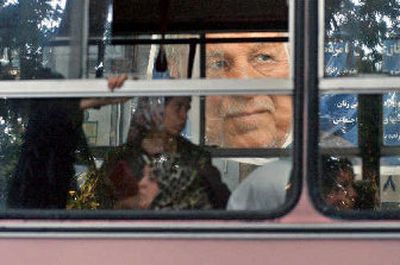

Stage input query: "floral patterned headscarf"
[{"left": 149, "top": 152, "right": 212, "bottom": 210}]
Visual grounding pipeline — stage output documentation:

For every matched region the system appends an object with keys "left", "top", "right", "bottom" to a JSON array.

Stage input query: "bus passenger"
[
  {"left": 102, "top": 95, "right": 230, "bottom": 210},
  {"left": 204, "top": 32, "right": 293, "bottom": 211},
  {"left": 205, "top": 32, "right": 292, "bottom": 148},
  {"left": 95, "top": 33, "right": 293, "bottom": 211},
  {"left": 6, "top": 69, "right": 84, "bottom": 209},
  {"left": 321, "top": 156, "right": 358, "bottom": 210}
]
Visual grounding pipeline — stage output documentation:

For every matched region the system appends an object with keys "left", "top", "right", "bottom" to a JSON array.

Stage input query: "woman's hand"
[
  {"left": 80, "top": 74, "right": 130, "bottom": 109},
  {"left": 108, "top": 74, "right": 129, "bottom": 91}
]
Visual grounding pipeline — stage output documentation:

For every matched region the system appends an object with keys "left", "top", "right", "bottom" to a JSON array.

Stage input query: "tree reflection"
[{"left": 326, "top": 0, "right": 400, "bottom": 73}]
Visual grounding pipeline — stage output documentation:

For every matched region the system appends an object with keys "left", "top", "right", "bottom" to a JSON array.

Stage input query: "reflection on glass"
[
  {"left": 96, "top": 96, "right": 230, "bottom": 210},
  {"left": 319, "top": 91, "right": 400, "bottom": 147},
  {"left": 319, "top": 93, "right": 358, "bottom": 147},
  {"left": 1, "top": 96, "right": 230, "bottom": 210},
  {"left": 320, "top": 92, "right": 400, "bottom": 210},
  {"left": 88, "top": 43, "right": 195, "bottom": 80},
  {"left": 0, "top": 95, "right": 293, "bottom": 212},
  {"left": 0, "top": 0, "right": 94, "bottom": 80},
  {"left": 320, "top": 156, "right": 377, "bottom": 210},
  {"left": 324, "top": 39, "right": 357, "bottom": 77},
  {"left": 318, "top": 91, "right": 400, "bottom": 214},
  {"left": 316, "top": 91, "right": 400, "bottom": 213},
  {"left": 0, "top": 4, "right": 294, "bottom": 214},
  {"left": 380, "top": 156, "right": 400, "bottom": 209},
  {"left": 383, "top": 92, "right": 400, "bottom": 145},
  {"left": 318, "top": 91, "right": 400, "bottom": 212},
  {"left": 324, "top": 0, "right": 400, "bottom": 76},
  {"left": 3, "top": 98, "right": 84, "bottom": 209}
]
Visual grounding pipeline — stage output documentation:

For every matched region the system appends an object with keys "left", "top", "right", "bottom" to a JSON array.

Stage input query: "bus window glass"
[
  {"left": 0, "top": 0, "right": 99, "bottom": 80},
  {"left": 316, "top": 0, "right": 400, "bottom": 216},
  {"left": 0, "top": 96, "right": 293, "bottom": 213},
  {"left": 319, "top": 155, "right": 368, "bottom": 210},
  {"left": 324, "top": 0, "right": 400, "bottom": 77},
  {"left": 319, "top": 93, "right": 358, "bottom": 147},
  {"left": 88, "top": 41, "right": 199, "bottom": 80},
  {"left": 0, "top": 0, "right": 295, "bottom": 217},
  {"left": 317, "top": 89, "right": 400, "bottom": 213}
]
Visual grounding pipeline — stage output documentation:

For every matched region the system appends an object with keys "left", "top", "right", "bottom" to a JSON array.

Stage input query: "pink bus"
[{"left": 1, "top": 0, "right": 400, "bottom": 264}]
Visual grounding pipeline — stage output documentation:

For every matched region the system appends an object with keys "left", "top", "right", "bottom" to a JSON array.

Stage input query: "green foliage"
[
  {"left": 326, "top": 0, "right": 400, "bottom": 72},
  {"left": 0, "top": 99, "right": 25, "bottom": 207},
  {"left": 0, "top": 1, "right": 64, "bottom": 78},
  {"left": 0, "top": 1, "right": 64, "bottom": 207}
]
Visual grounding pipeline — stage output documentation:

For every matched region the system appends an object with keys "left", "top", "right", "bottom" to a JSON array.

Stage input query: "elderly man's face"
[{"left": 205, "top": 33, "right": 292, "bottom": 148}]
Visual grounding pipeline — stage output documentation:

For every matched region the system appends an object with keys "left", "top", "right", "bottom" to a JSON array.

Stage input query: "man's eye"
[
  {"left": 207, "top": 60, "right": 229, "bottom": 70},
  {"left": 253, "top": 54, "right": 273, "bottom": 63}
]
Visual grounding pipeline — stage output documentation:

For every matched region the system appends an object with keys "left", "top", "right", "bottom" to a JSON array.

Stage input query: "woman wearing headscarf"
[{"left": 101, "top": 95, "right": 230, "bottom": 210}]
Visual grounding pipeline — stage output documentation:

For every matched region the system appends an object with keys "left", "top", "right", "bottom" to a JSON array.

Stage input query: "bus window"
[
  {"left": 0, "top": 95, "right": 293, "bottom": 215},
  {"left": 0, "top": 0, "right": 299, "bottom": 218},
  {"left": 311, "top": 0, "right": 400, "bottom": 218}
]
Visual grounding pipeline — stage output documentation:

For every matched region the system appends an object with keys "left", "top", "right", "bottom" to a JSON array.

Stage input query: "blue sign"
[
  {"left": 321, "top": 41, "right": 358, "bottom": 145},
  {"left": 320, "top": 94, "right": 358, "bottom": 145},
  {"left": 382, "top": 39, "right": 400, "bottom": 75},
  {"left": 383, "top": 39, "right": 400, "bottom": 146},
  {"left": 383, "top": 92, "right": 400, "bottom": 145},
  {"left": 324, "top": 41, "right": 357, "bottom": 76},
  {"left": 321, "top": 40, "right": 400, "bottom": 149}
]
